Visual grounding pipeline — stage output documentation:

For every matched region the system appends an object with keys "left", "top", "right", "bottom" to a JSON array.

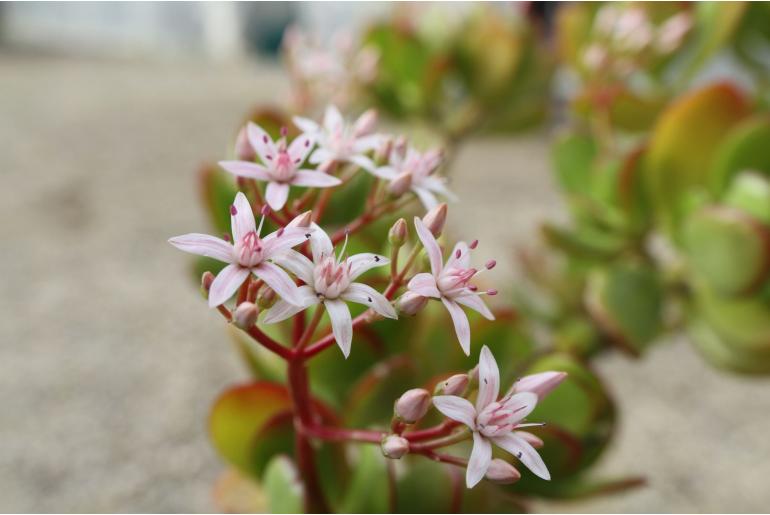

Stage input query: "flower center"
[
  {"left": 476, "top": 401, "right": 527, "bottom": 438},
  {"left": 437, "top": 267, "right": 477, "bottom": 297},
  {"left": 272, "top": 148, "right": 297, "bottom": 182},
  {"left": 234, "top": 231, "right": 264, "bottom": 267},
  {"left": 313, "top": 255, "right": 351, "bottom": 299}
]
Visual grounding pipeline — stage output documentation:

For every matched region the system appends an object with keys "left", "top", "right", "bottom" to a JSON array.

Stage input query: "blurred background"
[{"left": 2, "top": 2, "right": 770, "bottom": 513}]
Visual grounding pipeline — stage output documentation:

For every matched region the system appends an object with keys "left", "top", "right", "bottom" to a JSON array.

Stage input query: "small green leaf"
[
  {"left": 339, "top": 446, "right": 389, "bottom": 513},
  {"left": 263, "top": 455, "right": 305, "bottom": 514}
]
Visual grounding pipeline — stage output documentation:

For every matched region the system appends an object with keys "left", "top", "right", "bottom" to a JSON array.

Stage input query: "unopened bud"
[
  {"left": 381, "top": 435, "right": 409, "bottom": 459},
  {"left": 353, "top": 108, "right": 378, "bottom": 137},
  {"left": 318, "top": 159, "right": 336, "bottom": 174},
  {"left": 396, "top": 292, "right": 428, "bottom": 316},
  {"left": 235, "top": 126, "right": 256, "bottom": 161},
  {"left": 257, "top": 287, "right": 278, "bottom": 310},
  {"left": 485, "top": 459, "right": 521, "bottom": 484},
  {"left": 201, "top": 271, "right": 215, "bottom": 298},
  {"left": 434, "top": 374, "right": 469, "bottom": 396},
  {"left": 388, "top": 171, "right": 413, "bottom": 197},
  {"left": 393, "top": 136, "right": 408, "bottom": 160},
  {"left": 374, "top": 136, "right": 393, "bottom": 163},
  {"left": 509, "top": 371, "right": 568, "bottom": 400},
  {"left": 394, "top": 388, "right": 431, "bottom": 424},
  {"left": 289, "top": 210, "right": 313, "bottom": 228},
  {"left": 422, "top": 203, "right": 448, "bottom": 237},
  {"left": 388, "top": 218, "right": 408, "bottom": 247},
  {"left": 233, "top": 302, "right": 258, "bottom": 329}
]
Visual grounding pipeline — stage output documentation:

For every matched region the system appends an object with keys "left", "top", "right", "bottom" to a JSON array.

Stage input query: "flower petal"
[
  {"left": 262, "top": 286, "right": 319, "bottom": 323},
  {"left": 500, "top": 392, "right": 538, "bottom": 425},
  {"left": 168, "top": 233, "right": 233, "bottom": 263},
  {"left": 342, "top": 283, "right": 397, "bottom": 319},
  {"left": 351, "top": 134, "right": 381, "bottom": 153},
  {"left": 253, "top": 261, "right": 302, "bottom": 306},
  {"left": 432, "top": 395, "right": 476, "bottom": 428},
  {"left": 444, "top": 242, "right": 470, "bottom": 270},
  {"left": 218, "top": 160, "right": 272, "bottom": 181},
  {"left": 369, "top": 166, "right": 398, "bottom": 180},
  {"left": 291, "top": 170, "right": 342, "bottom": 188},
  {"left": 422, "top": 176, "right": 458, "bottom": 202},
  {"left": 262, "top": 227, "right": 313, "bottom": 258},
  {"left": 231, "top": 192, "right": 256, "bottom": 242},
  {"left": 309, "top": 225, "right": 334, "bottom": 262},
  {"left": 347, "top": 253, "right": 389, "bottom": 281},
  {"left": 413, "top": 217, "right": 443, "bottom": 276},
  {"left": 270, "top": 249, "right": 315, "bottom": 284},
  {"left": 454, "top": 293, "right": 494, "bottom": 321},
  {"left": 292, "top": 116, "right": 319, "bottom": 135},
  {"left": 348, "top": 154, "right": 376, "bottom": 172},
  {"left": 208, "top": 264, "right": 250, "bottom": 307},
  {"left": 476, "top": 345, "right": 500, "bottom": 411},
  {"left": 441, "top": 297, "right": 471, "bottom": 355},
  {"left": 491, "top": 432, "right": 550, "bottom": 480},
  {"left": 514, "top": 431, "right": 544, "bottom": 449},
  {"left": 407, "top": 273, "right": 441, "bottom": 298},
  {"left": 288, "top": 133, "right": 315, "bottom": 164},
  {"left": 324, "top": 299, "right": 353, "bottom": 358},
  {"left": 467, "top": 432, "right": 492, "bottom": 489},
  {"left": 265, "top": 182, "right": 290, "bottom": 211},
  {"left": 323, "top": 104, "right": 344, "bottom": 132},
  {"left": 247, "top": 122, "right": 277, "bottom": 165},
  {"left": 413, "top": 186, "right": 439, "bottom": 211},
  {"left": 309, "top": 148, "right": 332, "bottom": 165}
]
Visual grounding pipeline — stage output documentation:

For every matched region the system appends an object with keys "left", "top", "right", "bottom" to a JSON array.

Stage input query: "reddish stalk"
[
  {"left": 403, "top": 420, "right": 459, "bottom": 442},
  {"left": 244, "top": 325, "right": 293, "bottom": 360},
  {"left": 303, "top": 424, "right": 385, "bottom": 443}
]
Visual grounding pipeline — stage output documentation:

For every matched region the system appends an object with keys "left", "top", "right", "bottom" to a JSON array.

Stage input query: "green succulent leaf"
[{"left": 263, "top": 455, "right": 305, "bottom": 514}]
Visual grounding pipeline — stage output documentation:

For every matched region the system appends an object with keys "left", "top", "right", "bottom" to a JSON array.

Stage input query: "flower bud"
[
  {"left": 388, "top": 171, "right": 413, "bottom": 197},
  {"left": 257, "top": 287, "right": 278, "bottom": 310},
  {"left": 394, "top": 388, "right": 431, "bottom": 424},
  {"left": 509, "top": 371, "right": 568, "bottom": 400},
  {"left": 233, "top": 302, "right": 258, "bottom": 329},
  {"left": 353, "top": 108, "right": 378, "bottom": 137},
  {"left": 388, "top": 218, "right": 408, "bottom": 247},
  {"left": 396, "top": 292, "right": 428, "bottom": 316},
  {"left": 393, "top": 136, "right": 408, "bottom": 160},
  {"left": 234, "top": 126, "right": 256, "bottom": 161},
  {"left": 381, "top": 435, "right": 409, "bottom": 459},
  {"left": 434, "top": 373, "right": 469, "bottom": 396},
  {"left": 289, "top": 210, "right": 313, "bottom": 228},
  {"left": 200, "top": 271, "right": 215, "bottom": 298},
  {"left": 422, "top": 203, "right": 447, "bottom": 237},
  {"left": 485, "top": 459, "right": 521, "bottom": 484},
  {"left": 374, "top": 136, "right": 393, "bottom": 164}
]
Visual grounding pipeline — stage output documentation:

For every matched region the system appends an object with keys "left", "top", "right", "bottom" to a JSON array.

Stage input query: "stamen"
[
  {"left": 469, "top": 239, "right": 479, "bottom": 250},
  {"left": 257, "top": 205, "right": 270, "bottom": 235},
  {"left": 277, "top": 227, "right": 285, "bottom": 238},
  {"left": 230, "top": 205, "right": 237, "bottom": 216},
  {"left": 486, "top": 289, "right": 498, "bottom": 296},
  {"left": 455, "top": 249, "right": 462, "bottom": 259},
  {"left": 223, "top": 233, "right": 231, "bottom": 243},
  {"left": 262, "top": 135, "right": 268, "bottom": 144},
  {"left": 485, "top": 259, "right": 496, "bottom": 270},
  {"left": 280, "top": 126, "right": 288, "bottom": 137},
  {"left": 337, "top": 230, "right": 350, "bottom": 262}
]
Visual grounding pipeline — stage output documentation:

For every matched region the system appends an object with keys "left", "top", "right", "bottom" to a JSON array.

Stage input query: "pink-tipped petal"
[
  {"left": 324, "top": 299, "right": 353, "bottom": 358},
  {"left": 291, "top": 170, "right": 342, "bottom": 188},
  {"left": 413, "top": 217, "right": 443, "bottom": 276},
  {"left": 348, "top": 154, "right": 376, "bottom": 172},
  {"left": 168, "top": 233, "right": 233, "bottom": 263},
  {"left": 510, "top": 371, "right": 568, "bottom": 400},
  {"left": 441, "top": 297, "right": 471, "bottom": 355},
  {"left": 262, "top": 286, "right": 318, "bottom": 324},
  {"left": 218, "top": 161, "right": 272, "bottom": 181},
  {"left": 492, "top": 432, "right": 550, "bottom": 480},
  {"left": 500, "top": 392, "right": 538, "bottom": 425},
  {"left": 467, "top": 432, "right": 493, "bottom": 489},
  {"left": 246, "top": 122, "right": 277, "bottom": 165},
  {"left": 270, "top": 249, "right": 314, "bottom": 284},
  {"left": 292, "top": 116, "right": 319, "bottom": 135},
  {"left": 288, "top": 133, "right": 316, "bottom": 164},
  {"left": 476, "top": 345, "right": 500, "bottom": 411},
  {"left": 347, "top": 253, "right": 389, "bottom": 281},
  {"left": 309, "top": 225, "right": 334, "bottom": 262},
  {"left": 208, "top": 264, "right": 250, "bottom": 307},
  {"left": 432, "top": 395, "right": 477, "bottom": 428},
  {"left": 514, "top": 431, "right": 544, "bottom": 449},
  {"left": 454, "top": 293, "right": 495, "bottom": 321},
  {"left": 265, "top": 182, "right": 290, "bottom": 211},
  {"left": 253, "top": 261, "right": 302, "bottom": 306},
  {"left": 231, "top": 192, "right": 256, "bottom": 242},
  {"left": 323, "top": 104, "right": 344, "bottom": 132},
  {"left": 262, "top": 227, "right": 313, "bottom": 258},
  {"left": 308, "top": 148, "right": 332, "bottom": 165},
  {"left": 413, "top": 186, "right": 440, "bottom": 211},
  {"left": 423, "top": 176, "right": 459, "bottom": 202},
  {"left": 407, "top": 273, "right": 441, "bottom": 298},
  {"left": 342, "top": 283, "right": 397, "bottom": 319},
  {"left": 351, "top": 134, "right": 382, "bottom": 153},
  {"left": 369, "top": 166, "right": 398, "bottom": 180}
]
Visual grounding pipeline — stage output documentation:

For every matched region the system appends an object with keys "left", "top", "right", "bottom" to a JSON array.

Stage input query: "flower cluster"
[{"left": 171, "top": 104, "right": 566, "bottom": 496}]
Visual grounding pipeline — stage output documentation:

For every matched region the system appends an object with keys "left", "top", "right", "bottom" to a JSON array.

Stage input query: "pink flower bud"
[
  {"left": 510, "top": 371, "right": 568, "bottom": 400},
  {"left": 289, "top": 210, "right": 313, "bottom": 228},
  {"left": 434, "top": 373, "right": 469, "bottom": 396},
  {"left": 422, "top": 203, "right": 448, "bottom": 237},
  {"left": 234, "top": 126, "right": 256, "bottom": 161},
  {"left": 396, "top": 292, "right": 428, "bottom": 316},
  {"left": 388, "top": 171, "right": 413, "bottom": 197},
  {"left": 353, "top": 109, "right": 378, "bottom": 137},
  {"left": 381, "top": 435, "right": 409, "bottom": 459},
  {"left": 375, "top": 136, "right": 393, "bottom": 163},
  {"left": 388, "top": 218, "right": 408, "bottom": 247},
  {"left": 233, "top": 302, "right": 259, "bottom": 329},
  {"left": 257, "top": 287, "right": 278, "bottom": 310},
  {"left": 200, "top": 271, "right": 215, "bottom": 298},
  {"left": 394, "top": 388, "right": 431, "bottom": 424},
  {"left": 485, "top": 459, "right": 521, "bottom": 484},
  {"left": 393, "top": 135, "right": 408, "bottom": 160}
]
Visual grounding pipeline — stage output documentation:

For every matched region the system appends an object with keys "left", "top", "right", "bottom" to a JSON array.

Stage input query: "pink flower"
[
  {"left": 509, "top": 371, "right": 568, "bottom": 400},
  {"left": 293, "top": 105, "right": 381, "bottom": 172},
  {"left": 219, "top": 123, "right": 341, "bottom": 211},
  {"left": 407, "top": 217, "right": 495, "bottom": 355},
  {"left": 263, "top": 226, "right": 397, "bottom": 357},
  {"left": 433, "top": 346, "right": 555, "bottom": 488},
  {"left": 168, "top": 192, "right": 311, "bottom": 307},
  {"left": 373, "top": 144, "right": 457, "bottom": 210}
]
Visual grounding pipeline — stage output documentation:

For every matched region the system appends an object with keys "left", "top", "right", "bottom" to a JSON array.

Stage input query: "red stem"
[
  {"left": 245, "top": 325, "right": 293, "bottom": 360},
  {"left": 403, "top": 420, "right": 459, "bottom": 442},
  {"left": 303, "top": 424, "right": 385, "bottom": 443}
]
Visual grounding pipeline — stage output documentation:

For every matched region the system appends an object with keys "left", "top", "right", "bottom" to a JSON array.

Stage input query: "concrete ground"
[{"left": 1, "top": 54, "right": 769, "bottom": 512}]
